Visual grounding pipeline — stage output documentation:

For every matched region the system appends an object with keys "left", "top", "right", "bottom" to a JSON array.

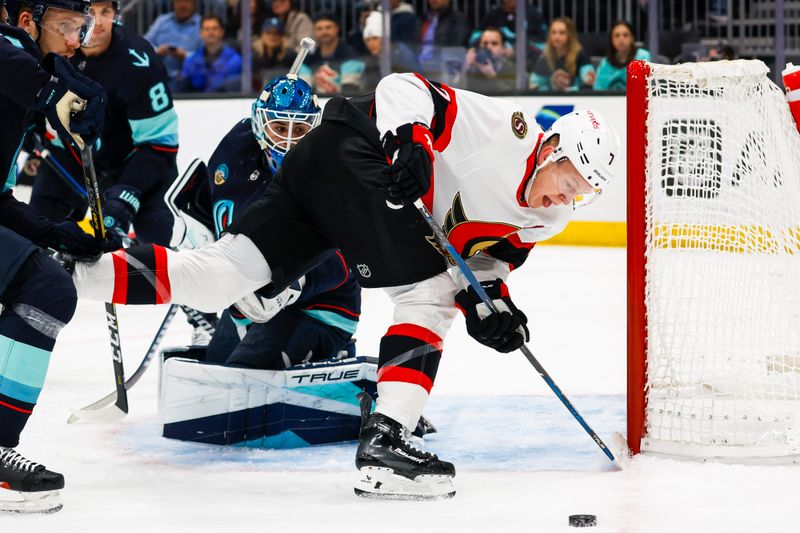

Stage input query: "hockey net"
[{"left": 627, "top": 60, "right": 800, "bottom": 462}]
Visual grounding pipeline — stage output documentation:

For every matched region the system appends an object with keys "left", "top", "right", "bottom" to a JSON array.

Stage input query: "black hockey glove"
[
  {"left": 380, "top": 123, "right": 434, "bottom": 206},
  {"left": 454, "top": 278, "right": 530, "bottom": 354},
  {"left": 282, "top": 314, "right": 352, "bottom": 366},
  {"left": 34, "top": 54, "right": 106, "bottom": 150},
  {"left": 48, "top": 220, "right": 110, "bottom": 261},
  {"left": 102, "top": 185, "right": 141, "bottom": 249}
]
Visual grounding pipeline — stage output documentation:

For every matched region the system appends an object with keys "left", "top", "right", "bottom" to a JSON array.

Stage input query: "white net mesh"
[{"left": 642, "top": 60, "right": 800, "bottom": 461}]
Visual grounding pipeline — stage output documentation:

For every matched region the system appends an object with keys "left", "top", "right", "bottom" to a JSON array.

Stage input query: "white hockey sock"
[{"left": 374, "top": 381, "right": 429, "bottom": 430}]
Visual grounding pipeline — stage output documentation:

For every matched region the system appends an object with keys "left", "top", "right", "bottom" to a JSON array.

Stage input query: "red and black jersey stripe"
[
  {"left": 377, "top": 323, "right": 444, "bottom": 393},
  {"left": 411, "top": 73, "right": 458, "bottom": 153},
  {"left": 110, "top": 244, "right": 172, "bottom": 305},
  {"left": 485, "top": 234, "right": 537, "bottom": 271}
]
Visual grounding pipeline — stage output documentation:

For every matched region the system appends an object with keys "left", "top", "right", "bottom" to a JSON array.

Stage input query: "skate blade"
[
  {"left": 0, "top": 489, "right": 63, "bottom": 514},
  {"left": 354, "top": 467, "right": 455, "bottom": 501}
]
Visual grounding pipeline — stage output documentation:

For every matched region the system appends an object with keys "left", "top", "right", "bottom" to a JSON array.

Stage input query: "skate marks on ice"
[{"left": 114, "top": 395, "right": 626, "bottom": 473}]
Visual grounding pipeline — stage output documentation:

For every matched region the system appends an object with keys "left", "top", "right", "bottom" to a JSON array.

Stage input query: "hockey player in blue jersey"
[
  {"left": 0, "top": 0, "right": 109, "bottom": 513},
  {"left": 169, "top": 73, "right": 361, "bottom": 370},
  {"left": 28, "top": 0, "right": 179, "bottom": 249}
]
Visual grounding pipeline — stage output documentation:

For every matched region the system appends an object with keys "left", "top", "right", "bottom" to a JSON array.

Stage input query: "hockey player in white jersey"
[{"left": 72, "top": 72, "right": 619, "bottom": 500}]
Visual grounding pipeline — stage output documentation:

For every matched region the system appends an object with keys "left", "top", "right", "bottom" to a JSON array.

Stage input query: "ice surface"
[{"left": 6, "top": 246, "right": 799, "bottom": 532}]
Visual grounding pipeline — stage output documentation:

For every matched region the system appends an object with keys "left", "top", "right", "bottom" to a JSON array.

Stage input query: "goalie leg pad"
[{"left": 159, "top": 356, "right": 377, "bottom": 447}]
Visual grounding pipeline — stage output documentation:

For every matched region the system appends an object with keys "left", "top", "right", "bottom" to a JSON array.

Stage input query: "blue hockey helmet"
[{"left": 251, "top": 75, "right": 321, "bottom": 172}]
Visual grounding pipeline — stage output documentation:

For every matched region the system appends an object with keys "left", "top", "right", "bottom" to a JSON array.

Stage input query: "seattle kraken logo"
[{"left": 213, "top": 199, "right": 235, "bottom": 236}]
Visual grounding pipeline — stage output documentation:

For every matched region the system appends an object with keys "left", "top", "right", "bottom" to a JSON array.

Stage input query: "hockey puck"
[{"left": 569, "top": 515, "right": 597, "bottom": 527}]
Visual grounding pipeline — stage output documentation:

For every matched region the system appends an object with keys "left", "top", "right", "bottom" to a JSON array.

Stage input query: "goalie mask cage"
[{"left": 627, "top": 59, "right": 800, "bottom": 462}]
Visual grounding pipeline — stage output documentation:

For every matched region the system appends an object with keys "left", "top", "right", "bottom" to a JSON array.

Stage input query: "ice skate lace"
[
  {"left": 400, "top": 430, "right": 434, "bottom": 459},
  {"left": 0, "top": 448, "right": 42, "bottom": 472}
]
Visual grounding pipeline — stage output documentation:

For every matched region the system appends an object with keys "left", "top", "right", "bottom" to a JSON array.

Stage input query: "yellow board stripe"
[{"left": 541, "top": 221, "right": 627, "bottom": 247}]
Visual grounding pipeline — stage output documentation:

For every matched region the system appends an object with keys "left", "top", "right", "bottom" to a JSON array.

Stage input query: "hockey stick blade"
[
  {"left": 67, "top": 403, "right": 127, "bottom": 424},
  {"left": 67, "top": 305, "right": 179, "bottom": 424},
  {"left": 609, "top": 432, "right": 632, "bottom": 470}
]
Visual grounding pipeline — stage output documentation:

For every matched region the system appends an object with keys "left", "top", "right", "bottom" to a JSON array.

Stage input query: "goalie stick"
[
  {"left": 67, "top": 304, "right": 179, "bottom": 423},
  {"left": 412, "top": 199, "right": 624, "bottom": 469}
]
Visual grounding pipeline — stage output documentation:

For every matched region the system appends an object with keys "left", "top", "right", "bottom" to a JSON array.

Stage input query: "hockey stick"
[
  {"left": 32, "top": 141, "right": 88, "bottom": 198},
  {"left": 287, "top": 37, "right": 316, "bottom": 78},
  {"left": 79, "top": 142, "right": 129, "bottom": 422},
  {"left": 412, "top": 199, "right": 623, "bottom": 469},
  {"left": 67, "top": 304, "right": 179, "bottom": 423},
  {"left": 180, "top": 305, "right": 216, "bottom": 335}
]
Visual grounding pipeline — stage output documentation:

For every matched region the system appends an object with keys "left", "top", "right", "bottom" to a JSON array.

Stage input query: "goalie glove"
[
  {"left": 454, "top": 278, "right": 530, "bottom": 353},
  {"left": 232, "top": 277, "right": 305, "bottom": 323},
  {"left": 380, "top": 122, "right": 434, "bottom": 206}
]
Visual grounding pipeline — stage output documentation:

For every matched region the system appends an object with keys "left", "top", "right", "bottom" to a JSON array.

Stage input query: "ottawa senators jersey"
[{"left": 374, "top": 73, "right": 573, "bottom": 269}]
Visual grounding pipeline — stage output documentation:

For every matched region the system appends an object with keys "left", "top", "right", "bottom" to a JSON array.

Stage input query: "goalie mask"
[
  {"left": 251, "top": 76, "right": 321, "bottom": 172},
  {"left": 541, "top": 109, "right": 620, "bottom": 207}
]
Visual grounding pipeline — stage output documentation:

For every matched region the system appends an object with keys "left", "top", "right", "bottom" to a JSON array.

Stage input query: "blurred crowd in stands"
[{"left": 137, "top": 0, "right": 742, "bottom": 95}]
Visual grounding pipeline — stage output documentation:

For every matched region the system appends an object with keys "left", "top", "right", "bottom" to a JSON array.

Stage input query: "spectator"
[
  {"left": 224, "top": 0, "right": 269, "bottom": 45},
  {"left": 715, "top": 44, "right": 736, "bottom": 61},
  {"left": 673, "top": 41, "right": 736, "bottom": 64},
  {"left": 464, "top": 26, "right": 517, "bottom": 93},
  {"left": 417, "top": 0, "right": 469, "bottom": 67},
  {"left": 145, "top": 0, "right": 203, "bottom": 91},
  {"left": 302, "top": 12, "right": 364, "bottom": 95},
  {"left": 387, "top": 0, "right": 417, "bottom": 44},
  {"left": 361, "top": 10, "right": 420, "bottom": 90},
  {"left": 181, "top": 14, "right": 243, "bottom": 93},
  {"left": 346, "top": 2, "right": 373, "bottom": 55},
  {"left": 593, "top": 21, "right": 649, "bottom": 91},
  {"left": 473, "top": 0, "right": 546, "bottom": 48},
  {"left": 252, "top": 17, "right": 297, "bottom": 89},
  {"left": 529, "top": 17, "right": 595, "bottom": 91},
  {"left": 349, "top": 0, "right": 417, "bottom": 54},
  {"left": 269, "top": 0, "right": 312, "bottom": 52}
]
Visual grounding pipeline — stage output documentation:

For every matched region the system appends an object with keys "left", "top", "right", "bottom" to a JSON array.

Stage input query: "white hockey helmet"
[{"left": 543, "top": 109, "right": 620, "bottom": 207}]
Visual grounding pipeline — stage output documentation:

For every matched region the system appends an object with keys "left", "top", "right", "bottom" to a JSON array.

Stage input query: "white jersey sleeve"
[{"left": 375, "top": 73, "right": 436, "bottom": 137}]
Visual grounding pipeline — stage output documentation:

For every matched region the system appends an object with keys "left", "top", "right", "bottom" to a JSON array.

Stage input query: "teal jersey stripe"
[
  {"left": 3, "top": 35, "right": 25, "bottom": 48},
  {"left": 0, "top": 376, "right": 41, "bottom": 404},
  {"left": 4, "top": 134, "right": 26, "bottom": 192},
  {"left": 0, "top": 334, "right": 51, "bottom": 403},
  {"left": 302, "top": 309, "right": 358, "bottom": 335},
  {"left": 129, "top": 107, "right": 179, "bottom": 146}
]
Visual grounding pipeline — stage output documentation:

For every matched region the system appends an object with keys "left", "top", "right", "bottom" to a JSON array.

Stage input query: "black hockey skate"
[
  {"left": 0, "top": 448, "right": 64, "bottom": 514},
  {"left": 354, "top": 413, "right": 455, "bottom": 500}
]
